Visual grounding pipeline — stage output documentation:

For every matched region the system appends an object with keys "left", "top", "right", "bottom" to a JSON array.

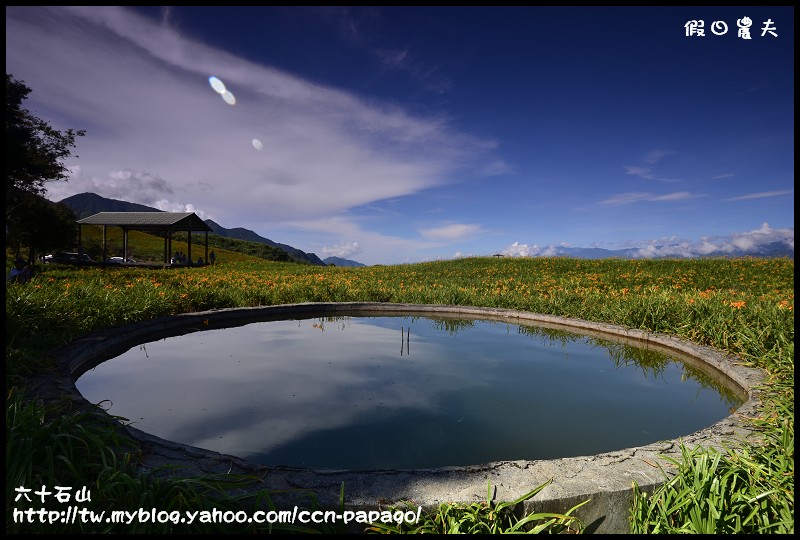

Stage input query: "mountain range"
[
  {"left": 57, "top": 192, "right": 792, "bottom": 265},
  {"left": 56, "top": 193, "right": 367, "bottom": 267},
  {"left": 500, "top": 243, "right": 794, "bottom": 260},
  {"left": 322, "top": 256, "right": 366, "bottom": 267}
]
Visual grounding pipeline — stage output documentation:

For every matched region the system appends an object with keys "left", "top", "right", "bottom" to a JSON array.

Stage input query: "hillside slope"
[{"left": 58, "top": 193, "right": 326, "bottom": 266}]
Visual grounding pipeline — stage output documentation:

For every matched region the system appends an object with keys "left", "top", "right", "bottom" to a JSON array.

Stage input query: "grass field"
[{"left": 5, "top": 245, "right": 794, "bottom": 533}]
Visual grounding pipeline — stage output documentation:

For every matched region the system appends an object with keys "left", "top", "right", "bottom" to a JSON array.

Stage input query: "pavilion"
[{"left": 76, "top": 212, "right": 212, "bottom": 265}]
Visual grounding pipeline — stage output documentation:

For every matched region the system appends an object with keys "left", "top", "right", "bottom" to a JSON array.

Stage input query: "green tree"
[
  {"left": 6, "top": 192, "right": 78, "bottom": 262},
  {"left": 6, "top": 73, "right": 85, "bottom": 262}
]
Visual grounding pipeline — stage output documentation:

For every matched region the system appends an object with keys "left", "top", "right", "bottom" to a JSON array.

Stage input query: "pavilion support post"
[
  {"left": 123, "top": 229, "right": 129, "bottom": 262},
  {"left": 163, "top": 234, "right": 168, "bottom": 265}
]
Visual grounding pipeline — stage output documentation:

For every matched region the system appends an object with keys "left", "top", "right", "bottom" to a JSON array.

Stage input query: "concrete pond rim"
[{"left": 30, "top": 302, "right": 767, "bottom": 534}]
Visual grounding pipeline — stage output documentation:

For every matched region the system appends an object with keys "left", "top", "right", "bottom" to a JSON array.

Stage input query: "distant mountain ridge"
[
  {"left": 60, "top": 192, "right": 161, "bottom": 218},
  {"left": 55, "top": 193, "right": 790, "bottom": 265},
  {"left": 57, "top": 192, "right": 327, "bottom": 266},
  {"left": 503, "top": 243, "right": 794, "bottom": 260},
  {"left": 323, "top": 256, "right": 365, "bottom": 267},
  {"left": 203, "top": 219, "right": 325, "bottom": 266}
]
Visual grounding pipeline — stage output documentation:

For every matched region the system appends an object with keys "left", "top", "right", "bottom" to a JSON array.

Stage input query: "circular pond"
[{"left": 75, "top": 307, "right": 744, "bottom": 471}]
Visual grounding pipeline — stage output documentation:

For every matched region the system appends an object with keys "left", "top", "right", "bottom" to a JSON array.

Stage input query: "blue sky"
[{"left": 6, "top": 6, "right": 794, "bottom": 265}]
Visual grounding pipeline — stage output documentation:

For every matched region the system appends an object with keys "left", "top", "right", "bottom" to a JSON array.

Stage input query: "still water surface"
[{"left": 76, "top": 315, "right": 742, "bottom": 470}]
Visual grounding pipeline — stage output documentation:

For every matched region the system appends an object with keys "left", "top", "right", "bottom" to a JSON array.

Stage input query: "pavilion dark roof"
[{"left": 77, "top": 212, "right": 212, "bottom": 232}]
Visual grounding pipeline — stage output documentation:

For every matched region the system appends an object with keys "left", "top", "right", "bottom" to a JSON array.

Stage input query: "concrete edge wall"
[{"left": 29, "top": 302, "right": 766, "bottom": 534}]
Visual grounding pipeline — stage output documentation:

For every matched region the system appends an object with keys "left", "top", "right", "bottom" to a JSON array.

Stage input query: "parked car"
[
  {"left": 107, "top": 256, "right": 137, "bottom": 264},
  {"left": 43, "top": 252, "right": 93, "bottom": 264}
]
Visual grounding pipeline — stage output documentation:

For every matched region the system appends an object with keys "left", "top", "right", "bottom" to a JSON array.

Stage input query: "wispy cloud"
[
  {"left": 419, "top": 223, "right": 484, "bottom": 241},
  {"left": 624, "top": 149, "right": 676, "bottom": 181},
  {"left": 725, "top": 190, "right": 793, "bottom": 201},
  {"left": 624, "top": 166, "right": 655, "bottom": 179},
  {"left": 598, "top": 191, "right": 701, "bottom": 206},
  {"left": 315, "top": 6, "right": 452, "bottom": 94},
  {"left": 377, "top": 48, "right": 409, "bottom": 69},
  {"left": 315, "top": 6, "right": 374, "bottom": 46},
  {"left": 736, "top": 79, "right": 770, "bottom": 96},
  {"left": 711, "top": 173, "right": 735, "bottom": 179},
  {"left": 479, "top": 159, "right": 514, "bottom": 176},
  {"left": 278, "top": 214, "right": 445, "bottom": 264},
  {"left": 7, "top": 7, "right": 496, "bottom": 238},
  {"left": 372, "top": 48, "right": 453, "bottom": 95},
  {"left": 641, "top": 150, "right": 674, "bottom": 164}
]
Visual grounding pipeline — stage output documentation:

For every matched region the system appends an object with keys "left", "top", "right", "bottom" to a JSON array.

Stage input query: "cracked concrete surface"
[{"left": 29, "top": 303, "right": 765, "bottom": 534}]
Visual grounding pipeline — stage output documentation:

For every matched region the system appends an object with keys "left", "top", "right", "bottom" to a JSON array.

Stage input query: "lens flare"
[
  {"left": 221, "top": 90, "right": 236, "bottom": 105},
  {"left": 208, "top": 76, "right": 226, "bottom": 94}
]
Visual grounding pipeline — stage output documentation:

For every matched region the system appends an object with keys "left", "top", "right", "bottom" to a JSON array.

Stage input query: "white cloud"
[
  {"left": 624, "top": 150, "right": 675, "bottom": 181},
  {"left": 694, "top": 240, "right": 729, "bottom": 255},
  {"left": 734, "top": 222, "right": 793, "bottom": 250},
  {"left": 7, "top": 6, "right": 497, "bottom": 239},
  {"left": 501, "top": 223, "right": 793, "bottom": 260},
  {"left": 641, "top": 150, "right": 674, "bottom": 164},
  {"left": 274, "top": 215, "right": 445, "bottom": 265},
  {"left": 624, "top": 166, "right": 654, "bottom": 179},
  {"left": 598, "top": 192, "right": 700, "bottom": 206},
  {"left": 654, "top": 192, "right": 698, "bottom": 202},
  {"left": 480, "top": 159, "right": 514, "bottom": 176},
  {"left": 632, "top": 222, "right": 793, "bottom": 258},
  {"left": 725, "top": 190, "right": 793, "bottom": 201},
  {"left": 501, "top": 242, "right": 561, "bottom": 257},
  {"left": 322, "top": 242, "right": 362, "bottom": 258},
  {"left": 109, "top": 169, "right": 174, "bottom": 199},
  {"left": 503, "top": 241, "right": 536, "bottom": 257},
  {"left": 632, "top": 243, "right": 695, "bottom": 259},
  {"left": 418, "top": 223, "right": 483, "bottom": 241}
]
